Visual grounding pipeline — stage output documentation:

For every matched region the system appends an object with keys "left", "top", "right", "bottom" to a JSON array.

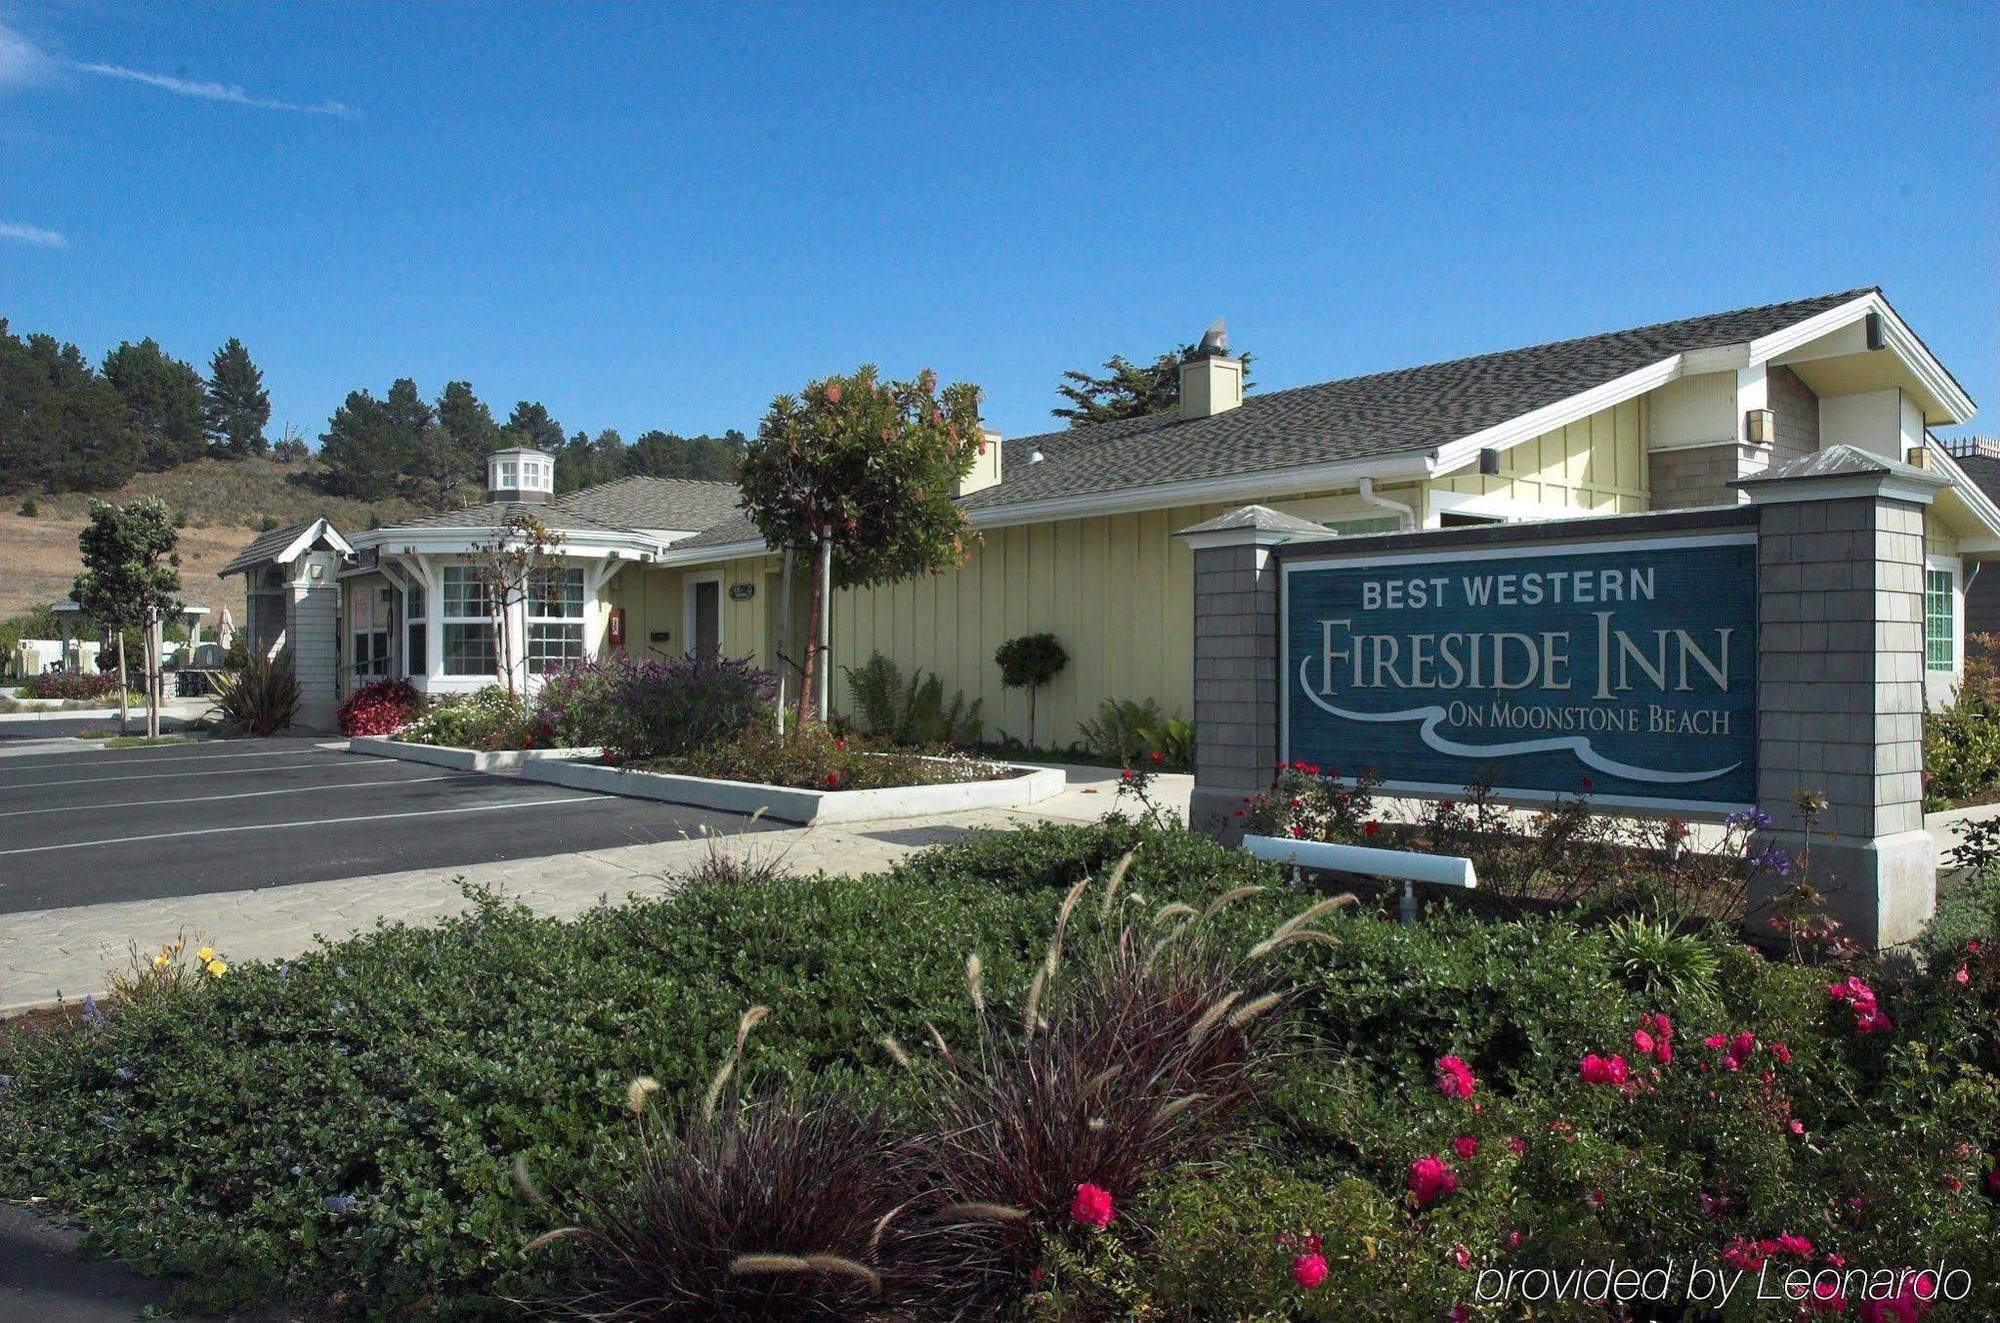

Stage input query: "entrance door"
[{"left": 685, "top": 575, "right": 722, "bottom": 662}]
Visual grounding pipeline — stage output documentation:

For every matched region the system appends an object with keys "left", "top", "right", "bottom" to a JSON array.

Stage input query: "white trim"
[
  {"left": 277, "top": 518, "right": 356, "bottom": 566},
  {"left": 1753, "top": 292, "right": 1975, "bottom": 423},
  {"left": 1921, "top": 443, "right": 2000, "bottom": 540},
  {"left": 1924, "top": 553, "right": 1962, "bottom": 677},
  {"left": 1430, "top": 355, "right": 1685, "bottom": 477},
  {"left": 1738, "top": 473, "right": 1946, "bottom": 507},
  {"left": 1424, "top": 488, "right": 1602, "bottom": 525},
  {"left": 682, "top": 569, "right": 724, "bottom": 658}
]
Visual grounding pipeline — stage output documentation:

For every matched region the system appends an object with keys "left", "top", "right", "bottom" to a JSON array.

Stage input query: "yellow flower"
[
  {"left": 207, "top": 959, "right": 227, "bottom": 977},
  {"left": 197, "top": 946, "right": 215, "bottom": 963},
  {"left": 153, "top": 954, "right": 170, "bottom": 970}
]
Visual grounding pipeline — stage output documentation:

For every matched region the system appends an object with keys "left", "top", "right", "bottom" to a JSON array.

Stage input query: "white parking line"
[
  {"left": 0, "top": 759, "right": 378, "bottom": 790},
  {"left": 0, "top": 774, "right": 470, "bottom": 819},
  {"left": 12, "top": 746, "right": 329, "bottom": 770},
  {"left": 0, "top": 795, "right": 613, "bottom": 857}
]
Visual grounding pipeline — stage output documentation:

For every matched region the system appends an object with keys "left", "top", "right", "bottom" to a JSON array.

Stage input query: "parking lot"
[{"left": 0, "top": 737, "right": 780, "bottom": 914}]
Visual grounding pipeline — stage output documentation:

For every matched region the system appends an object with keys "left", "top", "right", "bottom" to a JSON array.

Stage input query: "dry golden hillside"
[{"left": 2, "top": 458, "right": 424, "bottom": 621}]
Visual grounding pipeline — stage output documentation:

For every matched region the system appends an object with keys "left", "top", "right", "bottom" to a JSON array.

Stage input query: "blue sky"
[{"left": 2, "top": 2, "right": 1995, "bottom": 447}]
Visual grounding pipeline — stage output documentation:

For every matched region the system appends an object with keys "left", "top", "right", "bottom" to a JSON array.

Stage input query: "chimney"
[
  {"left": 487, "top": 447, "right": 553, "bottom": 504},
  {"left": 1179, "top": 317, "right": 1243, "bottom": 419},
  {"left": 953, "top": 427, "right": 1004, "bottom": 498}
]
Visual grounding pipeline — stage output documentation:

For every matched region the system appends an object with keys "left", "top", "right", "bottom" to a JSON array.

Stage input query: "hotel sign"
[{"left": 1281, "top": 535, "right": 1757, "bottom": 810}]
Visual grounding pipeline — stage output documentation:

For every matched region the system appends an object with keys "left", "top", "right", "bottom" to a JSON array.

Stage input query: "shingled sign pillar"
[
  {"left": 1177, "top": 506, "right": 1331, "bottom": 839},
  {"left": 1737, "top": 449, "right": 1947, "bottom": 949}
]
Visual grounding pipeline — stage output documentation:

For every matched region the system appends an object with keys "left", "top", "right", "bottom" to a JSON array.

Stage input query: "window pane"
[
  {"left": 407, "top": 622, "right": 427, "bottom": 675},
  {"left": 1926, "top": 569, "right": 1955, "bottom": 671},
  {"left": 443, "top": 622, "right": 498, "bottom": 676},
  {"left": 442, "top": 567, "right": 490, "bottom": 619},
  {"left": 527, "top": 622, "right": 585, "bottom": 674},
  {"left": 530, "top": 567, "right": 586, "bottom": 619},
  {"left": 406, "top": 582, "right": 426, "bottom": 621}
]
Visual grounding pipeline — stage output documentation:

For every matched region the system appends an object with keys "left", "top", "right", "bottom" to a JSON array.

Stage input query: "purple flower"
[
  {"left": 81, "top": 995, "right": 107, "bottom": 1030},
  {"left": 322, "top": 1194, "right": 360, "bottom": 1214},
  {"left": 1750, "top": 844, "right": 1793, "bottom": 877}
]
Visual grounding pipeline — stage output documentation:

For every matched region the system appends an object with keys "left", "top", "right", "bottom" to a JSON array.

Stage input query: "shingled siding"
[
  {"left": 1651, "top": 443, "right": 1765, "bottom": 509},
  {"left": 1432, "top": 398, "right": 1649, "bottom": 513},
  {"left": 1768, "top": 365, "right": 1820, "bottom": 466}
]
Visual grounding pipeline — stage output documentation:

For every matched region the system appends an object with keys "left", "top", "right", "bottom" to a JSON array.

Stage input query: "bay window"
[
  {"left": 528, "top": 567, "right": 587, "bottom": 673},
  {"left": 441, "top": 565, "right": 498, "bottom": 677}
]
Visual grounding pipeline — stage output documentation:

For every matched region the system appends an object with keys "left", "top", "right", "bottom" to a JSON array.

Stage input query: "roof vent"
[
  {"left": 487, "top": 447, "right": 553, "bottom": 504},
  {"left": 1179, "top": 318, "right": 1244, "bottom": 419}
]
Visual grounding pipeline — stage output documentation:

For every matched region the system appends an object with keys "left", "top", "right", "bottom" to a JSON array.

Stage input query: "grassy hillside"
[{"left": 2, "top": 458, "right": 425, "bottom": 621}]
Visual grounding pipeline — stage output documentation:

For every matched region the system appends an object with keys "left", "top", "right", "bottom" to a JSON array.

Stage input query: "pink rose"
[
  {"left": 1291, "top": 1251, "right": 1328, "bottom": 1289},
  {"left": 1070, "top": 1182, "right": 1114, "bottom": 1229},
  {"left": 1408, "top": 1155, "right": 1458, "bottom": 1207}
]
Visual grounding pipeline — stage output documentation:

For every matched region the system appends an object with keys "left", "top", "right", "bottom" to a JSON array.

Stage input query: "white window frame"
[
  {"left": 349, "top": 583, "right": 390, "bottom": 681},
  {"left": 1925, "top": 554, "right": 1961, "bottom": 675},
  {"left": 440, "top": 564, "right": 499, "bottom": 678},
  {"left": 682, "top": 569, "right": 725, "bottom": 659},
  {"left": 527, "top": 566, "right": 588, "bottom": 675},
  {"left": 404, "top": 581, "right": 428, "bottom": 678}
]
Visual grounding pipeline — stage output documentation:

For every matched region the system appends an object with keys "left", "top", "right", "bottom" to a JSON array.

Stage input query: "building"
[
  {"left": 1937, "top": 437, "right": 2000, "bottom": 641},
  {"left": 229, "top": 286, "right": 1993, "bottom": 733}
]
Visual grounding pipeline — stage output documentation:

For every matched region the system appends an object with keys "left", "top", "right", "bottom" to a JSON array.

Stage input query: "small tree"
[
  {"left": 72, "top": 498, "right": 182, "bottom": 737},
  {"left": 738, "top": 365, "right": 984, "bottom": 729},
  {"left": 1052, "top": 341, "right": 1255, "bottom": 428},
  {"left": 994, "top": 633, "right": 1068, "bottom": 747},
  {"left": 466, "top": 510, "right": 566, "bottom": 697}
]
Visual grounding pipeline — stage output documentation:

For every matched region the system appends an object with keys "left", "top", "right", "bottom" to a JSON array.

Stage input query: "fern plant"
[
  {"left": 1078, "top": 697, "right": 1164, "bottom": 764},
  {"left": 839, "top": 652, "right": 983, "bottom": 746}
]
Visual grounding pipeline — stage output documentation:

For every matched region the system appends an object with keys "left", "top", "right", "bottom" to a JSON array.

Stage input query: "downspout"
[{"left": 1357, "top": 477, "right": 1417, "bottom": 531}]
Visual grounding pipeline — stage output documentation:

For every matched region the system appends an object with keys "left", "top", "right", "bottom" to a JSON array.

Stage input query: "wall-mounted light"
[
  {"left": 1744, "top": 408, "right": 1775, "bottom": 445},
  {"left": 1478, "top": 447, "right": 1501, "bottom": 476},
  {"left": 1865, "top": 312, "right": 1885, "bottom": 351}
]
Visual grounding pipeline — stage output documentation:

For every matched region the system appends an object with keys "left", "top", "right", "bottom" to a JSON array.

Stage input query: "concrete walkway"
[{"left": 0, "top": 758, "right": 1180, "bottom": 1013}]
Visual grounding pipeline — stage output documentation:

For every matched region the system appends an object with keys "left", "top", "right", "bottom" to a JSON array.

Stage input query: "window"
[
  {"left": 405, "top": 582, "right": 427, "bottom": 676},
  {"left": 1926, "top": 568, "right": 1956, "bottom": 672},
  {"left": 499, "top": 461, "right": 517, "bottom": 487},
  {"left": 528, "top": 566, "right": 587, "bottom": 674},
  {"left": 349, "top": 585, "right": 389, "bottom": 679},
  {"left": 441, "top": 566, "right": 497, "bottom": 677}
]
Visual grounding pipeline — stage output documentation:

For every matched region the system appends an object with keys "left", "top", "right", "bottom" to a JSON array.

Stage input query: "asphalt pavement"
[{"left": 0, "top": 737, "right": 780, "bottom": 914}]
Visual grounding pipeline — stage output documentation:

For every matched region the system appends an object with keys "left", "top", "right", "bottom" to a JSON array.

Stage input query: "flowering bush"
[
  {"left": 20, "top": 670, "right": 123, "bottom": 700},
  {"left": 659, "top": 722, "right": 1006, "bottom": 791},
  {"left": 535, "top": 653, "right": 776, "bottom": 761},
  {"left": 394, "top": 685, "right": 541, "bottom": 750},
  {"left": 336, "top": 678, "right": 420, "bottom": 736}
]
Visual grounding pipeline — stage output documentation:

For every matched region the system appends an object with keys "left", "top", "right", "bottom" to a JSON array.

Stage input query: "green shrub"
[
  {"left": 1924, "top": 634, "right": 2000, "bottom": 809},
  {"left": 658, "top": 722, "right": 1004, "bottom": 791},
  {"left": 16, "top": 496, "right": 37, "bottom": 517},
  {"left": 1920, "top": 863, "right": 2000, "bottom": 963},
  {"left": 993, "top": 633, "right": 1067, "bottom": 746},
  {"left": 841, "top": 651, "right": 983, "bottom": 746},
  {"left": 537, "top": 653, "right": 774, "bottom": 761},
  {"left": 1076, "top": 697, "right": 1162, "bottom": 764},
  {"left": 20, "top": 670, "right": 122, "bottom": 701}
]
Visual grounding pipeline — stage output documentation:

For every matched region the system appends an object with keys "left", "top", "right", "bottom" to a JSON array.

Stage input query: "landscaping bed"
[
  {"left": 520, "top": 748, "right": 1060, "bottom": 824},
  {"left": 347, "top": 734, "right": 601, "bottom": 772},
  {"left": 2, "top": 819, "right": 1997, "bottom": 1319}
]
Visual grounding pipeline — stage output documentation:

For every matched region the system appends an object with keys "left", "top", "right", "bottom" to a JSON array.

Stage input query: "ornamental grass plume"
[{"left": 914, "top": 926, "right": 1284, "bottom": 1314}]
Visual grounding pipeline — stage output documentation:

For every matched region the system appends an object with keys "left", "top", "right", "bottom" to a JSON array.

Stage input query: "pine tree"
[
  {"left": 1052, "top": 342, "right": 1254, "bottom": 428},
  {"left": 203, "top": 338, "right": 271, "bottom": 457},
  {"left": 103, "top": 338, "right": 207, "bottom": 469}
]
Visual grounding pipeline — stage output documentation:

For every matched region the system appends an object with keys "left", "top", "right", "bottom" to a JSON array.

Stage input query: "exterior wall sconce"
[
  {"left": 1478, "top": 447, "right": 1501, "bottom": 475},
  {"left": 1744, "top": 408, "right": 1775, "bottom": 446}
]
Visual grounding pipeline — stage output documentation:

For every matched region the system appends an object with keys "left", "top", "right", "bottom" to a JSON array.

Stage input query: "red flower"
[
  {"left": 1149, "top": 750, "right": 1163, "bottom": 764},
  {"left": 1453, "top": 1134, "right": 1479, "bottom": 1160},
  {"left": 1408, "top": 1155, "right": 1457, "bottom": 1206},
  {"left": 1070, "top": 1182, "right": 1114, "bottom": 1229},
  {"left": 1579, "top": 1053, "right": 1629, "bottom": 1086},
  {"left": 1436, "top": 1055, "right": 1477, "bottom": 1100},
  {"left": 1291, "top": 1252, "right": 1328, "bottom": 1289},
  {"left": 825, "top": 773, "right": 840, "bottom": 788},
  {"left": 1508, "top": 1136, "right": 1526, "bottom": 1156},
  {"left": 1362, "top": 820, "right": 1381, "bottom": 838}
]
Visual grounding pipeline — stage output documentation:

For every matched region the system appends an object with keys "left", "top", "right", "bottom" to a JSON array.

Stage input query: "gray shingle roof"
[
  {"left": 669, "top": 512, "right": 763, "bottom": 550},
  {"left": 549, "top": 475, "right": 744, "bottom": 531},
  {"left": 218, "top": 520, "right": 317, "bottom": 576},
  {"left": 380, "top": 501, "right": 638, "bottom": 536},
  {"left": 959, "top": 288, "right": 1875, "bottom": 512},
  {"left": 1734, "top": 443, "right": 1946, "bottom": 490}
]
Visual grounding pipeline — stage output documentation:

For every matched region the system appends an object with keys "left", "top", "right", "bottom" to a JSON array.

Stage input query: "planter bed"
[
  {"left": 346, "top": 735, "right": 602, "bottom": 773},
  {"left": 517, "top": 755, "right": 1064, "bottom": 824}
]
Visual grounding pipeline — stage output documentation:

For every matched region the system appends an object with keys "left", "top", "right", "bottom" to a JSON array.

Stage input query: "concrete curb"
[
  {"left": 344, "top": 736, "right": 602, "bottom": 772},
  {"left": 518, "top": 756, "right": 1065, "bottom": 825}
]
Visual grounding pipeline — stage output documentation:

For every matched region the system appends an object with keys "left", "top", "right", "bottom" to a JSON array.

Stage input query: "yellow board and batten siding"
[
  {"left": 1433, "top": 397, "right": 1650, "bottom": 513},
  {"left": 606, "top": 401, "right": 1648, "bottom": 750}
]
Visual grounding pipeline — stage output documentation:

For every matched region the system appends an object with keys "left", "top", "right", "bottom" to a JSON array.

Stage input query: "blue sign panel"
[{"left": 1282, "top": 535, "right": 1757, "bottom": 810}]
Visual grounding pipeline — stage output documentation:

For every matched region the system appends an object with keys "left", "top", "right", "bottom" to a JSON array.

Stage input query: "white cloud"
[
  {"left": 0, "top": 20, "right": 56, "bottom": 88},
  {"left": 0, "top": 220, "right": 66, "bottom": 248},
  {"left": 72, "top": 61, "right": 355, "bottom": 117}
]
